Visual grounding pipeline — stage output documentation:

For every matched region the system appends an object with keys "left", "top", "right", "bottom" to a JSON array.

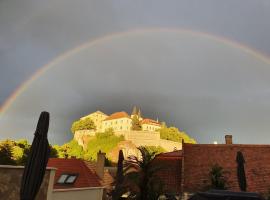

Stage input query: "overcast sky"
[{"left": 1, "top": 0, "right": 270, "bottom": 144}]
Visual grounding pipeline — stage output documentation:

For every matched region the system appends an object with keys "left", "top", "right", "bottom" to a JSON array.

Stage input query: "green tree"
[
  {"left": 132, "top": 115, "right": 142, "bottom": 131},
  {"left": 209, "top": 164, "right": 227, "bottom": 190},
  {"left": 71, "top": 117, "right": 96, "bottom": 134},
  {"left": 144, "top": 146, "right": 165, "bottom": 156},
  {"left": 13, "top": 139, "right": 31, "bottom": 165},
  {"left": 124, "top": 147, "right": 164, "bottom": 200},
  {"left": 159, "top": 126, "right": 196, "bottom": 143},
  {"left": 49, "top": 145, "right": 59, "bottom": 158},
  {"left": 55, "top": 140, "right": 84, "bottom": 159},
  {"left": 84, "top": 129, "right": 124, "bottom": 161},
  {"left": 0, "top": 140, "right": 16, "bottom": 165}
]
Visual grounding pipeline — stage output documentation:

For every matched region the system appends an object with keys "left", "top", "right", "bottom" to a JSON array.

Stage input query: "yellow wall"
[
  {"left": 81, "top": 111, "right": 108, "bottom": 132},
  {"left": 142, "top": 124, "right": 161, "bottom": 131},
  {"left": 102, "top": 117, "right": 132, "bottom": 132}
]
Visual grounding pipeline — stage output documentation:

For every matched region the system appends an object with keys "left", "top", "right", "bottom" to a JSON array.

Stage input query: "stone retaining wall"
[
  {"left": 74, "top": 130, "right": 182, "bottom": 152},
  {"left": 0, "top": 165, "right": 56, "bottom": 200}
]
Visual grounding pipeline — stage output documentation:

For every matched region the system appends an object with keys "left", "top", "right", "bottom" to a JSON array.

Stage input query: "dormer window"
[{"left": 57, "top": 173, "right": 78, "bottom": 184}]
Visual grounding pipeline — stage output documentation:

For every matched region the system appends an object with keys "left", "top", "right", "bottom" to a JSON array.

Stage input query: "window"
[{"left": 57, "top": 173, "right": 78, "bottom": 184}]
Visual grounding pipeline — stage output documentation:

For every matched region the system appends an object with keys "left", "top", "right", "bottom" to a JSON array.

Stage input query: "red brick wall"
[
  {"left": 183, "top": 144, "right": 270, "bottom": 195},
  {"left": 154, "top": 156, "right": 182, "bottom": 194}
]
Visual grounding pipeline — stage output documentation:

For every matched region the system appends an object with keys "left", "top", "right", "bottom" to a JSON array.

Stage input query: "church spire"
[
  {"left": 132, "top": 106, "right": 138, "bottom": 115},
  {"left": 138, "top": 108, "right": 142, "bottom": 118}
]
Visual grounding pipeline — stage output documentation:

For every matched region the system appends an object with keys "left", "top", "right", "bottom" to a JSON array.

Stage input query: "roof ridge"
[{"left": 81, "top": 160, "right": 102, "bottom": 187}]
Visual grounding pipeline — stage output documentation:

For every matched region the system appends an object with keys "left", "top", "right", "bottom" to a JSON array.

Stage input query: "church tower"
[
  {"left": 131, "top": 106, "right": 138, "bottom": 118},
  {"left": 131, "top": 106, "right": 143, "bottom": 120}
]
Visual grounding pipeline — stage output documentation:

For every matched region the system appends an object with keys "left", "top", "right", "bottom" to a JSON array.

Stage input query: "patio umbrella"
[
  {"left": 112, "top": 150, "right": 125, "bottom": 200},
  {"left": 20, "top": 111, "right": 51, "bottom": 200},
  {"left": 236, "top": 151, "right": 247, "bottom": 191}
]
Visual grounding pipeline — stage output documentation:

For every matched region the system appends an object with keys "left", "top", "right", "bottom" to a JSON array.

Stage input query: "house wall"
[
  {"left": 102, "top": 118, "right": 132, "bottom": 132},
  {"left": 141, "top": 124, "right": 161, "bottom": 131},
  {"left": 52, "top": 187, "right": 103, "bottom": 200},
  {"left": 0, "top": 165, "right": 56, "bottom": 200},
  {"left": 183, "top": 143, "right": 270, "bottom": 195},
  {"left": 80, "top": 112, "right": 108, "bottom": 132},
  {"left": 153, "top": 156, "right": 182, "bottom": 194}
]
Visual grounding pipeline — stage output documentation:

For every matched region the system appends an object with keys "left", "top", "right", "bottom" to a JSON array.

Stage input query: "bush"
[
  {"left": 84, "top": 131, "right": 124, "bottom": 161},
  {"left": 159, "top": 126, "right": 196, "bottom": 143},
  {"left": 96, "top": 128, "right": 114, "bottom": 139},
  {"left": 71, "top": 117, "right": 96, "bottom": 134},
  {"left": 209, "top": 164, "right": 227, "bottom": 190},
  {"left": 144, "top": 146, "right": 166, "bottom": 156},
  {"left": 55, "top": 140, "right": 84, "bottom": 159},
  {"left": 0, "top": 140, "right": 16, "bottom": 165}
]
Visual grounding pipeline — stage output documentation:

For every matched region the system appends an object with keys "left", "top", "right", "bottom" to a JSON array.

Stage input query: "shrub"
[
  {"left": 71, "top": 117, "right": 96, "bottom": 134},
  {"left": 159, "top": 126, "right": 196, "bottom": 143},
  {"left": 209, "top": 164, "right": 227, "bottom": 190},
  {"left": 84, "top": 130, "right": 124, "bottom": 161}
]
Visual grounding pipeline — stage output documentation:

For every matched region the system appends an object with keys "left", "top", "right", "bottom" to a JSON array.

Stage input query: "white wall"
[{"left": 52, "top": 187, "right": 103, "bottom": 200}]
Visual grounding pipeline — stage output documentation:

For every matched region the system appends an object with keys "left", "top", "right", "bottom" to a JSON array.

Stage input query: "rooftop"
[
  {"left": 47, "top": 158, "right": 102, "bottom": 189},
  {"left": 141, "top": 118, "right": 161, "bottom": 126},
  {"left": 104, "top": 111, "right": 130, "bottom": 121}
]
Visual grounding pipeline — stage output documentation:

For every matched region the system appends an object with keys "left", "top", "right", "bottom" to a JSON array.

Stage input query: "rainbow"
[{"left": 1, "top": 28, "right": 270, "bottom": 115}]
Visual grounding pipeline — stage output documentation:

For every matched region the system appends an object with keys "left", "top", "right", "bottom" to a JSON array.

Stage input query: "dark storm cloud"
[
  {"left": 1, "top": 1, "right": 270, "bottom": 144},
  {"left": 1, "top": 31, "right": 270, "bottom": 144},
  {"left": 1, "top": 0, "right": 270, "bottom": 105}
]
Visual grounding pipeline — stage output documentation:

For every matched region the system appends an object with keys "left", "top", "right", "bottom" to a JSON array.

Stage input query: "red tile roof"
[
  {"left": 154, "top": 151, "right": 182, "bottom": 193},
  {"left": 183, "top": 143, "right": 270, "bottom": 194},
  {"left": 104, "top": 112, "right": 130, "bottom": 121},
  {"left": 84, "top": 161, "right": 115, "bottom": 192},
  {"left": 141, "top": 118, "right": 161, "bottom": 126},
  {"left": 47, "top": 158, "right": 102, "bottom": 189}
]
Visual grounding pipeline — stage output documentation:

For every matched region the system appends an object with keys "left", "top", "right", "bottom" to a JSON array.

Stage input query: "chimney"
[
  {"left": 225, "top": 135, "right": 232, "bottom": 144},
  {"left": 96, "top": 150, "right": 106, "bottom": 179}
]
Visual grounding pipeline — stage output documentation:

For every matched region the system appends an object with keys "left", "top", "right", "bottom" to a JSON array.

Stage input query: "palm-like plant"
[{"left": 124, "top": 146, "right": 164, "bottom": 200}]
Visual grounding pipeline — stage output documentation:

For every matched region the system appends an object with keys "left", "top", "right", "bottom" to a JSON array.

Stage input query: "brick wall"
[
  {"left": 0, "top": 165, "right": 55, "bottom": 200},
  {"left": 183, "top": 143, "right": 270, "bottom": 195},
  {"left": 154, "top": 156, "right": 182, "bottom": 194}
]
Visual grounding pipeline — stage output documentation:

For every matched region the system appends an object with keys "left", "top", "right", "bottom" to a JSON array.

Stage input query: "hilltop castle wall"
[
  {"left": 74, "top": 130, "right": 95, "bottom": 149},
  {"left": 74, "top": 130, "right": 182, "bottom": 152},
  {"left": 159, "top": 139, "right": 182, "bottom": 151},
  {"left": 117, "top": 131, "right": 182, "bottom": 151},
  {"left": 114, "top": 131, "right": 182, "bottom": 151}
]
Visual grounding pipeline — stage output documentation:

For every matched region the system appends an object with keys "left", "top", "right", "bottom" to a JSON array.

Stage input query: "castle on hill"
[
  {"left": 74, "top": 107, "right": 182, "bottom": 153},
  {"left": 80, "top": 106, "right": 161, "bottom": 133}
]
